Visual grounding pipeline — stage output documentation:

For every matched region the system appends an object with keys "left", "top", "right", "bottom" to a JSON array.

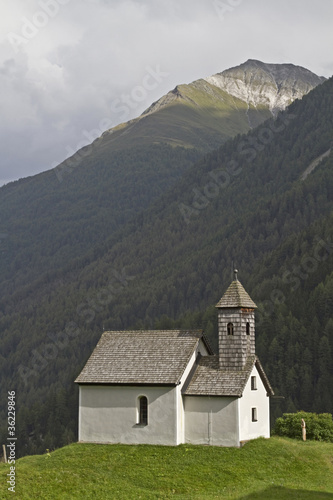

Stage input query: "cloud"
[{"left": 0, "top": 0, "right": 332, "bottom": 185}]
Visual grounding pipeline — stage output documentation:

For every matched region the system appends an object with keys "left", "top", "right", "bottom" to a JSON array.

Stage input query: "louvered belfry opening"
[{"left": 216, "top": 273, "right": 257, "bottom": 371}]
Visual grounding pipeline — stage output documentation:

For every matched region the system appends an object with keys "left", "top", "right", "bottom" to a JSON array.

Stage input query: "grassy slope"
[
  {"left": 0, "top": 438, "right": 332, "bottom": 499},
  {"left": 100, "top": 80, "right": 271, "bottom": 152}
]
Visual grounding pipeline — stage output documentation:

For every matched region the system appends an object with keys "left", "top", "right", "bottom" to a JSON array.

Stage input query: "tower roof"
[{"left": 216, "top": 279, "right": 257, "bottom": 309}]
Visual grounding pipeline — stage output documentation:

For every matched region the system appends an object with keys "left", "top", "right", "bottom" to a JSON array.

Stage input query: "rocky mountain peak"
[{"left": 205, "top": 59, "right": 326, "bottom": 115}]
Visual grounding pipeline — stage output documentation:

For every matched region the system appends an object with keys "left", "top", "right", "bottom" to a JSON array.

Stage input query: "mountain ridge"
[
  {"left": 205, "top": 59, "right": 326, "bottom": 115},
  {"left": 98, "top": 59, "right": 324, "bottom": 152}
]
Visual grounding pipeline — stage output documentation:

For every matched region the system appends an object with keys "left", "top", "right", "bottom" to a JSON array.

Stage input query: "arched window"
[
  {"left": 246, "top": 322, "right": 250, "bottom": 335},
  {"left": 227, "top": 322, "right": 234, "bottom": 335},
  {"left": 138, "top": 396, "right": 148, "bottom": 425}
]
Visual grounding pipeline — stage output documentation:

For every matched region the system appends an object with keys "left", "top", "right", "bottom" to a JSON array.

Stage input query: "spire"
[
  {"left": 216, "top": 273, "right": 257, "bottom": 370},
  {"left": 216, "top": 277, "right": 257, "bottom": 309}
]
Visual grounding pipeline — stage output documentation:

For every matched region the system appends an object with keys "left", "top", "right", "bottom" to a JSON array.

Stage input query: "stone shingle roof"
[
  {"left": 75, "top": 330, "right": 211, "bottom": 385},
  {"left": 216, "top": 279, "right": 257, "bottom": 309},
  {"left": 183, "top": 355, "right": 274, "bottom": 397}
]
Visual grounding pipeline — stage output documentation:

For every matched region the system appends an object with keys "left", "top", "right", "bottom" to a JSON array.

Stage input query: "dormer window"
[{"left": 227, "top": 323, "right": 234, "bottom": 335}]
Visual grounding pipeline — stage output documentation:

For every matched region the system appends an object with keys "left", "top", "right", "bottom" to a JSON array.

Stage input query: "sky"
[{"left": 1, "top": 0, "right": 333, "bottom": 186}]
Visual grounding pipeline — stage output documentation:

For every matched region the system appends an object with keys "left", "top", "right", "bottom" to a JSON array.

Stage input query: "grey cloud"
[{"left": 0, "top": 0, "right": 332, "bottom": 185}]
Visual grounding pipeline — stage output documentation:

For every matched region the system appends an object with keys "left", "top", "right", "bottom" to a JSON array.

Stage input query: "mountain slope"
[
  {"left": 0, "top": 76, "right": 332, "bottom": 457},
  {"left": 0, "top": 144, "right": 200, "bottom": 298},
  {"left": 0, "top": 61, "right": 322, "bottom": 300}
]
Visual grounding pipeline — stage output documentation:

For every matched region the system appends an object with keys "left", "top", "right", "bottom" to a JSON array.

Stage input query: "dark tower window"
[
  {"left": 139, "top": 396, "right": 148, "bottom": 425},
  {"left": 227, "top": 322, "right": 234, "bottom": 335},
  {"left": 246, "top": 322, "right": 250, "bottom": 335}
]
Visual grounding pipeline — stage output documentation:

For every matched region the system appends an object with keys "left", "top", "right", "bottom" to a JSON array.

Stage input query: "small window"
[
  {"left": 251, "top": 376, "right": 257, "bottom": 390},
  {"left": 246, "top": 322, "right": 250, "bottom": 335},
  {"left": 252, "top": 407, "right": 258, "bottom": 422},
  {"left": 139, "top": 396, "right": 148, "bottom": 425},
  {"left": 227, "top": 322, "right": 234, "bottom": 335}
]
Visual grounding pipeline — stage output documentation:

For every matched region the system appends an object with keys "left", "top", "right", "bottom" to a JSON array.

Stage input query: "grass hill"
[{"left": 0, "top": 438, "right": 332, "bottom": 499}]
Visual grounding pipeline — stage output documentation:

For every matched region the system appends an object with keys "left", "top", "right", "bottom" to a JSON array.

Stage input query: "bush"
[{"left": 274, "top": 411, "right": 333, "bottom": 442}]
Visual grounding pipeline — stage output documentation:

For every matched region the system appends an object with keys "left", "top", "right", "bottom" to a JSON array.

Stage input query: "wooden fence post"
[
  {"left": 301, "top": 419, "right": 306, "bottom": 441},
  {"left": 2, "top": 444, "right": 7, "bottom": 463}
]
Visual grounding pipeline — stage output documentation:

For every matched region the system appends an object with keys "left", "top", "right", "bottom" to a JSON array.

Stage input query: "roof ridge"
[{"left": 102, "top": 329, "right": 203, "bottom": 333}]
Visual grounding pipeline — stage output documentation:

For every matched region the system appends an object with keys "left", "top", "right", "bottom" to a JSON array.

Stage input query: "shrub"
[{"left": 274, "top": 411, "right": 333, "bottom": 442}]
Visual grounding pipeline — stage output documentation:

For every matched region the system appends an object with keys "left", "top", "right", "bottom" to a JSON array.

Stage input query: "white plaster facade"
[
  {"left": 238, "top": 364, "right": 270, "bottom": 442},
  {"left": 184, "top": 396, "right": 239, "bottom": 446},
  {"left": 184, "top": 365, "right": 270, "bottom": 447},
  {"left": 79, "top": 385, "right": 178, "bottom": 445},
  {"left": 78, "top": 339, "right": 210, "bottom": 445}
]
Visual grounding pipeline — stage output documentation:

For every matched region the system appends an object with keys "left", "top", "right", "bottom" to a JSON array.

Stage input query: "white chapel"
[{"left": 75, "top": 273, "right": 274, "bottom": 446}]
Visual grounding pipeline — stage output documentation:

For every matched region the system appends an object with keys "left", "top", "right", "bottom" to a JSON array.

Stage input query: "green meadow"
[{"left": 1, "top": 437, "right": 332, "bottom": 499}]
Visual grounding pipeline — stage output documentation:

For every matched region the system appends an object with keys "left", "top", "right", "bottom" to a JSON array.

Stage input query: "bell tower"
[{"left": 216, "top": 270, "right": 257, "bottom": 371}]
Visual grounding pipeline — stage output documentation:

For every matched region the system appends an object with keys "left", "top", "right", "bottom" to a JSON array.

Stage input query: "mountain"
[
  {"left": 205, "top": 59, "right": 326, "bottom": 117},
  {"left": 106, "top": 59, "right": 325, "bottom": 150},
  {"left": 0, "top": 61, "right": 324, "bottom": 300},
  {"left": 0, "top": 64, "right": 331, "bottom": 458}
]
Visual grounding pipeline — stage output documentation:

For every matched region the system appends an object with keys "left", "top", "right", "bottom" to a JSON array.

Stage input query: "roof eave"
[
  {"left": 175, "top": 336, "right": 203, "bottom": 385},
  {"left": 254, "top": 356, "right": 275, "bottom": 396},
  {"left": 184, "top": 392, "right": 241, "bottom": 397},
  {"left": 201, "top": 332, "right": 215, "bottom": 355},
  {"left": 215, "top": 304, "right": 257, "bottom": 309},
  {"left": 76, "top": 382, "right": 178, "bottom": 387}
]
